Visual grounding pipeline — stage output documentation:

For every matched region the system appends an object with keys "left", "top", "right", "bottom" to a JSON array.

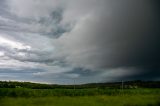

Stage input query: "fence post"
[
  {"left": 74, "top": 79, "right": 76, "bottom": 90},
  {"left": 73, "top": 79, "right": 76, "bottom": 96}
]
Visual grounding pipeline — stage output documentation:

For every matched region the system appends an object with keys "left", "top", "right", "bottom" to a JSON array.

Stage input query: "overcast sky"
[{"left": 0, "top": 0, "right": 159, "bottom": 84}]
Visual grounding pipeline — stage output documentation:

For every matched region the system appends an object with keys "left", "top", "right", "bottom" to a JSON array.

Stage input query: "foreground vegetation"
[
  {"left": 0, "top": 81, "right": 159, "bottom": 106},
  {"left": 0, "top": 94, "right": 159, "bottom": 106},
  {"left": 0, "top": 88, "right": 160, "bottom": 97},
  {"left": 0, "top": 88, "right": 159, "bottom": 106}
]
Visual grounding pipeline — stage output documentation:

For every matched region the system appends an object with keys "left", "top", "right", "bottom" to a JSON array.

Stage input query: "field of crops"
[{"left": 0, "top": 88, "right": 160, "bottom": 106}]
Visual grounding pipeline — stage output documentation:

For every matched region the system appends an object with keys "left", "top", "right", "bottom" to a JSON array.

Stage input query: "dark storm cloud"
[
  {"left": 116, "top": 66, "right": 160, "bottom": 81},
  {"left": 102, "top": 2, "right": 160, "bottom": 68},
  {"left": 99, "top": 1, "right": 160, "bottom": 68},
  {"left": 57, "top": 0, "right": 160, "bottom": 80},
  {"left": 99, "top": 0, "right": 160, "bottom": 68}
]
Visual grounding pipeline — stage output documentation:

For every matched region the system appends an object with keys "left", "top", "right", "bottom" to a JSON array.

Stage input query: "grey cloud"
[
  {"left": 0, "top": 68, "right": 44, "bottom": 74},
  {"left": 0, "top": 43, "right": 57, "bottom": 64},
  {"left": 0, "top": 1, "right": 68, "bottom": 38}
]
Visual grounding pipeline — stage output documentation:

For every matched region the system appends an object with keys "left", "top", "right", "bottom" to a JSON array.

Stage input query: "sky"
[{"left": 0, "top": 0, "right": 159, "bottom": 84}]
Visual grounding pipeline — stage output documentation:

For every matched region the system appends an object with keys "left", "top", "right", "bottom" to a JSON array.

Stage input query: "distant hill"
[{"left": 0, "top": 80, "right": 160, "bottom": 89}]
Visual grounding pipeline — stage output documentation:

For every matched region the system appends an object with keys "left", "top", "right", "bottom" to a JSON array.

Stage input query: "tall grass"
[{"left": 0, "top": 95, "right": 159, "bottom": 106}]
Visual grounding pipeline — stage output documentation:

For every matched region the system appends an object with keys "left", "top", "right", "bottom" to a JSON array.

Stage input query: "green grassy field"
[
  {"left": 0, "top": 88, "right": 160, "bottom": 106},
  {"left": 0, "top": 95, "right": 159, "bottom": 106}
]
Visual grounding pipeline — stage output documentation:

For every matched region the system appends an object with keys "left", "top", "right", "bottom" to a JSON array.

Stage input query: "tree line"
[{"left": 0, "top": 80, "right": 160, "bottom": 89}]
